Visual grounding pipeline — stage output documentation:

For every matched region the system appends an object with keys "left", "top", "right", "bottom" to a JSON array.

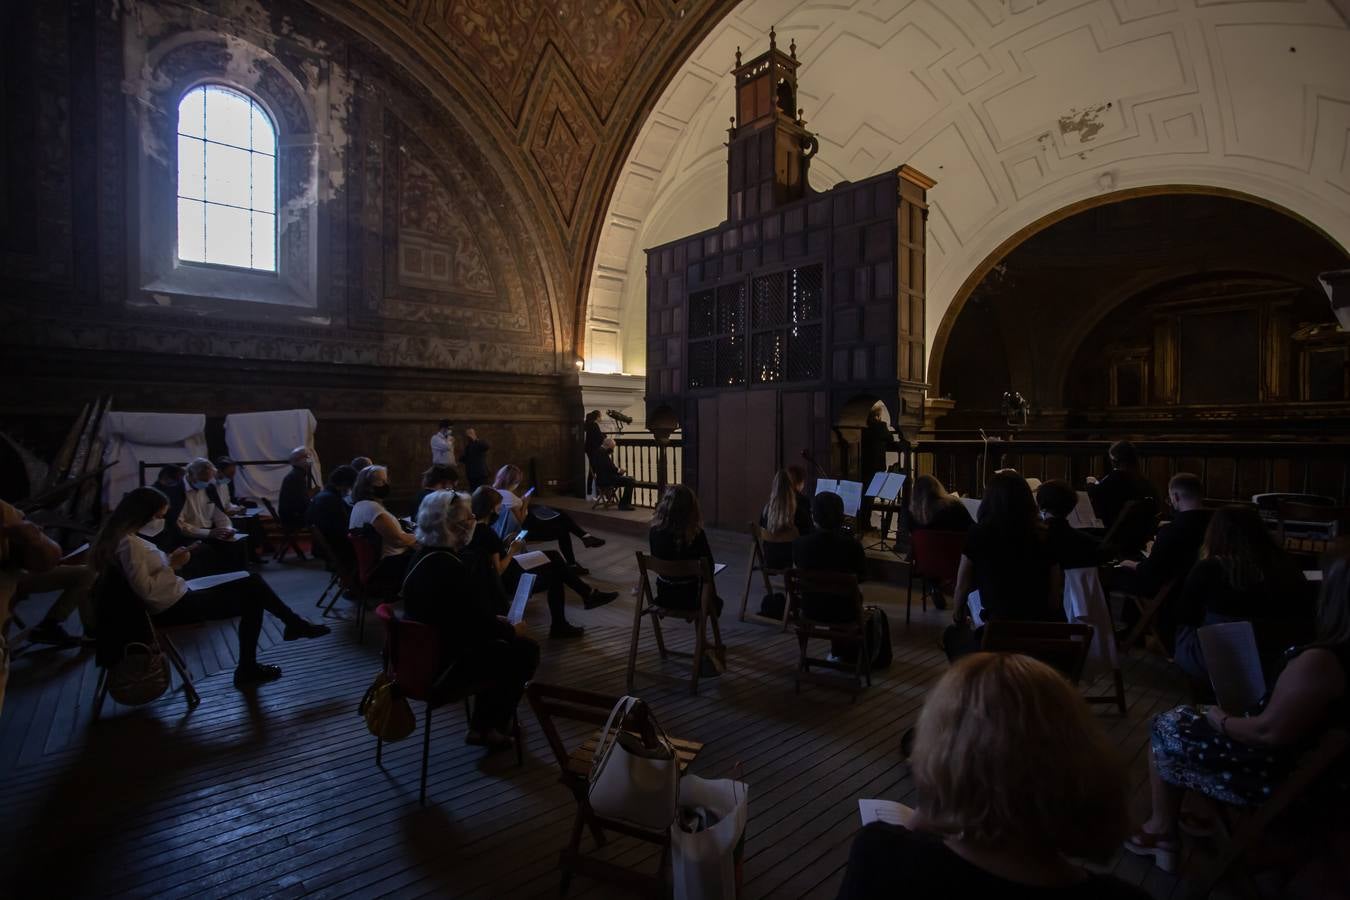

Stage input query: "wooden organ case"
[{"left": 645, "top": 31, "right": 935, "bottom": 526}]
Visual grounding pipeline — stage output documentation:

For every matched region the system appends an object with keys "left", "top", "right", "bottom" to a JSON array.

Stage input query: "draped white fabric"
[
  {"left": 1063, "top": 566, "right": 1119, "bottom": 676},
  {"left": 100, "top": 412, "right": 207, "bottom": 509},
  {"left": 223, "top": 410, "right": 320, "bottom": 506}
]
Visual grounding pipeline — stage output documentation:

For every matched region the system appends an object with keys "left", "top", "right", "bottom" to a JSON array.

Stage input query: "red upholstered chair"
[
  {"left": 373, "top": 604, "right": 523, "bottom": 806},
  {"left": 346, "top": 528, "right": 388, "bottom": 639},
  {"left": 905, "top": 530, "right": 967, "bottom": 626}
]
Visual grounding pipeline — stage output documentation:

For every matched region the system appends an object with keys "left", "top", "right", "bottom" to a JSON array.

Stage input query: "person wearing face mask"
[
  {"left": 431, "top": 420, "right": 457, "bottom": 468},
  {"left": 278, "top": 446, "right": 319, "bottom": 530},
  {"left": 90, "top": 487, "right": 330, "bottom": 687},
  {"left": 175, "top": 459, "right": 243, "bottom": 576},
  {"left": 348, "top": 464, "right": 417, "bottom": 593},
  {"left": 210, "top": 456, "right": 270, "bottom": 564},
  {"left": 465, "top": 486, "right": 617, "bottom": 639},
  {"left": 401, "top": 491, "right": 538, "bottom": 750},
  {"left": 306, "top": 465, "right": 359, "bottom": 568}
]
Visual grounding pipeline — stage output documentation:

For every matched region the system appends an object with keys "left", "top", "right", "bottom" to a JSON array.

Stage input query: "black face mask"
[
  {"left": 371, "top": 484, "right": 391, "bottom": 500},
  {"left": 487, "top": 511, "right": 500, "bottom": 526}
]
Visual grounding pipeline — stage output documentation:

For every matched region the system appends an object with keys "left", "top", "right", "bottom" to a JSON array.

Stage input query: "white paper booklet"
[
  {"left": 713, "top": 563, "right": 727, "bottom": 576},
  {"left": 1199, "top": 621, "right": 1266, "bottom": 713},
  {"left": 815, "top": 478, "right": 839, "bottom": 495},
  {"left": 184, "top": 571, "right": 251, "bottom": 592},
  {"left": 835, "top": 480, "right": 864, "bottom": 517},
  {"left": 858, "top": 799, "right": 915, "bottom": 827},
  {"left": 512, "top": 551, "right": 551, "bottom": 571},
  {"left": 507, "top": 573, "right": 537, "bottom": 624},
  {"left": 1068, "top": 491, "right": 1103, "bottom": 530}
]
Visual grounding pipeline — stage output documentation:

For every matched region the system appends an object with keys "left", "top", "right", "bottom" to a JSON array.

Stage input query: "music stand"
[{"left": 863, "top": 472, "right": 906, "bottom": 552}]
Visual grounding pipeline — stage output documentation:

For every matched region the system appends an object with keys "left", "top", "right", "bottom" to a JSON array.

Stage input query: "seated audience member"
[
  {"left": 154, "top": 464, "right": 185, "bottom": 492},
  {"left": 176, "top": 458, "right": 245, "bottom": 575},
  {"left": 759, "top": 469, "right": 805, "bottom": 570},
  {"left": 348, "top": 464, "right": 417, "bottom": 592},
  {"left": 648, "top": 484, "right": 723, "bottom": 620},
  {"left": 91, "top": 487, "right": 328, "bottom": 687},
  {"left": 306, "top": 465, "right": 359, "bottom": 567},
  {"left": 902, "top": 474, "right": 973, "bottom": 535},
  {"left": 278, "top": 446, "right": 317, "bottom": 529},
  {"left": 1114, "top": 472, "right": 1211, "bottom": 648},
  {"left": 467, "top": 487, "right": 617, "bottom": 639},
  {"left": 592, "top": 438, "right": 637, "bottom": 511},
  {"left": 1127, "top": 543, "right": 1350, "bottom": 874},
  {"left": 839, "top": 653, "right": 1143, "bottom": 899},
  {"left": 793, "top": 492, "right": 868, "bottom": 660},
  {"left": 491, "top": 464, "right": 604, "bottom": 571},
  {"left": 400, "top": 491, "right": 539, "bottom": 750},
  {"left": 948, "top": 472, "right": 1061, "bottom": 659},
  {"left": 1087, "top": 439, "right": 1158, "bottom": 530},
  {"left": 351, "top": 456, "right": 373, "bottom": 472},
  {"left": 1, "top": 499, "right": 96, "bottom": 648},
  {"left": 413, "top": 464, "right": 461, "bottom": 516},
  {"left": 152, "top": 464, "right": 188, "bottom": 549},
  {"left": 459, "top": 428, "right": 492, "bottom": 490},
  {"left": 1171, "top": 505, "right": 1310, "bottom": 683},
  {"left": 211, "top": 457, "right": 249, "bottom": 511},
  {"left": 210, "top": 456, "right": 269, "bottom": 563},
  {"left": 787, "top": 465, "right": 814, "bottom": 534},
  {"left": 1036, "top": 479, "right": 1105, "bottom": 570}
]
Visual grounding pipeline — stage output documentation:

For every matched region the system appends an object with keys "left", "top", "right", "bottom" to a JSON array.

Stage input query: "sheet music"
[
  {"left": 835, "top": 481, "right": 864, "bottom": 517},
  {"left": 966, "top": 590, "right": 984, "bottom": 624},
  {"left": 858, "top": 799, "right": 915, "bottom": 827},
  {"left": 512, "top": 550, "right": 551, "bottom": 571},
  {"left": 865, "top": 472, "right": 889, "bottom": 497},
  {"left": 507, "top": 573, "right": 536, "bottom": 624},
  {"left": 60, "top": 542, "right": 90, "bottom": 563},
  {"left": 1068, "top": 491, "right": 1103, "bottom": 530},
  {"left": 959, "top": 497, "right": 982, "bottom": 520},
  {"left": 713, "top": 563, "right": 727, "bottom": 576},
  {"left": 1198, "top": 621, "right": 1267, "bottom": 714},
  {"left": 1304, "top": 569, "right": 1323, "bottom": 583},
  {"left": 880, "top": 473, "right": 906, "bottom": 501},
  {"left": 184, "top": 571, "right": 251, "bottom": 592},
  {"left": 815, "top": 478, "right": 839, "bottom": 495},
  {"left": 1024, "top": 477, "right": 1042, "bottom": 492}
]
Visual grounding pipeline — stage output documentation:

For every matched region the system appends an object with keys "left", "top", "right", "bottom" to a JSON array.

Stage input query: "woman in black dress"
[{"left": 648, "top": 484, "right": 722, "bottom": 617}]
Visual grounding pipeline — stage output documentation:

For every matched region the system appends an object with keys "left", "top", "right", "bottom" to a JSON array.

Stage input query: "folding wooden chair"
[
  {"left": 525, "top": 683, "right": 702, "bottom": 896},
  {"left": 1120, "top": 578, "right": 1177, "bottom": 652},
  {"left": 738, "top": 523, "right": 794, "bottom": 631},
  {"left": 1186, "top": 728, "right": 1350, "bottom": 899},
  {"left": 905, "top": 529, "right": 966, "bottom": 626},
  {"left": 1063, "top": 566, "right": 1128, "bottom": 714},
  {"left": 786, "top": 568, "right": 871, "bottom": 698},
  {"left": 308, "top": 528, "right": 359, "bottom": 617},
  {"left": 259, "top": 496, "right": 309, "bottom": 562},
  {"left": 591, "top": 484, "right": 620, "bottom": 510},
  {"left": 980, "top": 620, "right": 1095, "bottom": 684},
  {"left": 629, "top": 553, "right": 726, "bottom": 695},
  {"left": 91, "top": 566, "right": 200, "bottom": 718},
  {"left": 373, "top": 605, "right": 523, "bottom": 805}
]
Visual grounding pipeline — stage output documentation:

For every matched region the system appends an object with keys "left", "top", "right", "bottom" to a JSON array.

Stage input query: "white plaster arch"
[{"left": 582, "top": 0, "right": 1350, "bottom": 383}]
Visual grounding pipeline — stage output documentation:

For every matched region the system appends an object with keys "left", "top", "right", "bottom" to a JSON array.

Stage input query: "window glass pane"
[
  {"left": 204, "top": 142, "right": 250, "bottom": 207},
  {"left": 177, "top": 135, "right": 205, "bottom": 201},
  {"left": 177, "top": 86, "right": 206, "bottom": 139},
  {"left": 251, "top": 153, "right": 276, "bottom": 213},
  {"left": 177, "top": 198, "right": 206, "bottom": 262},
  {"left": 204, "top": 85, "right": 252, "bottom": 149},
  {"left": 250, "top": 102, "right": 276, "bottom": 155},
  {"left": 251, "top": 212, "right": 276, "bottom": 272},
  {"left": 204, "top": 203, "right": 252, "bottom": 268}
]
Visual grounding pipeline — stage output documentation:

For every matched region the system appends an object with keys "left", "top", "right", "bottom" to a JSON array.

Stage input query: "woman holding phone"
[{"left": 489, "top": 465, "right": 605, "bottom": 573}]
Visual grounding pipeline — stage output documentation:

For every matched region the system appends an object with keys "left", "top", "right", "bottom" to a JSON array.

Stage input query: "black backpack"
[{"left": 864, "top": 605, "right": 893, "bottom": 669}]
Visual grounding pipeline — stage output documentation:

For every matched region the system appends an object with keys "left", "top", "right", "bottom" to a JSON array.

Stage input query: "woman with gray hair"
[{"left": 401, "top": 490, "right": 539, "bottom": 750}]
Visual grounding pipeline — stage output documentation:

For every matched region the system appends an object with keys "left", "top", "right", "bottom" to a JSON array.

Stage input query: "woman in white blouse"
[
  {"left": 348, "top": 465, "right": 418, "bottom": 592},
  {"left": 90, "top": 487, "right": 330, "bottom": 687}
]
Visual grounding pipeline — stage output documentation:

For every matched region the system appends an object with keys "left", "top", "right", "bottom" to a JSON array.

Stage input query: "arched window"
[{"left": 176, "top": 84, "right": 277, "bottom": 272}]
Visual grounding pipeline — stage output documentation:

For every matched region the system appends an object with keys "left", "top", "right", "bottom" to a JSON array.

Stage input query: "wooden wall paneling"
[
  {"left": 715, "top": 393, "right": 750, "bottom": 529},
  {"left": 744, "top": 389, "right": 778, "bottom": 525},
  {"left": 698, "top": 396, "right": 720, "bottom": 524}
]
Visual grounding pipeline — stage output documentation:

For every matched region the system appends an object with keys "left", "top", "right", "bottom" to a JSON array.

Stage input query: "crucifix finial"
[
  {"left": 790, "top": 38, "right": 797, "bottom": 59},
  {"left": 769, "top": 26, "right": 777, "bottom": 50},
  {"left": 735, "top": 45, "right": 742, "bottom": 67}
]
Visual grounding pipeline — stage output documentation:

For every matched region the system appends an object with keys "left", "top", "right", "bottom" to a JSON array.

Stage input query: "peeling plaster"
[{"left": 1057, "top": 102, "right": 1111, "bottom": 143}]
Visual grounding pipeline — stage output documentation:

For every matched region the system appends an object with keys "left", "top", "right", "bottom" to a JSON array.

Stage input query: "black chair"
[{"left": 92, "top": 566, "right": 199, "bottom": 717}]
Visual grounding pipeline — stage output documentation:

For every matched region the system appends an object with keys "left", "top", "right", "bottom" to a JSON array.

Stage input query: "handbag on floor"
[
  {"left": 359, "top": 671, "right": 415, "bottom": 741},
  {"left": 671, "top": 775, "right": 749, "bottom": 900},
  {"left": 107, "top": 631, "right": 171, "bottom": 706},
  {"left": 589, "top": 695, "right": 680, "bottom": 832}
]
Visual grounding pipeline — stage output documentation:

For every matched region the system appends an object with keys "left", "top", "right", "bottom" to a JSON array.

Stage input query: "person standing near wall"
[
  {"left": 460, "top": 428, "right": 491, "bottom": 490},
  {"left": 430, "top": 420, "right": 456, "bottom": 468}
]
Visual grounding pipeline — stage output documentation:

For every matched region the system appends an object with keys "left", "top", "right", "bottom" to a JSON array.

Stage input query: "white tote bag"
[
  {"left": 588, "top": 696, "right": 680, "bottom": 832},
  {"left": 671, "top": 775, "right": 749, "bottom": 900}
]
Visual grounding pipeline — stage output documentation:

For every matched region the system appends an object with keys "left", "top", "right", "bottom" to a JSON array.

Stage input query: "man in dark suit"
[
  {"left": 1114, "top": 472, "right": 1211, "bottom": 648},
  {"left": 591, "top": 438, "right": 636, "bottom": 510}
]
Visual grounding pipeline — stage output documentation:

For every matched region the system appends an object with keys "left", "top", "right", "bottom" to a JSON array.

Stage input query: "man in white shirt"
[
  {"left": 179, "top": 459, "right": 236, "bottom": 543},
  {"left": 430, "top": 419, "right": 456, "bottom": 467}
]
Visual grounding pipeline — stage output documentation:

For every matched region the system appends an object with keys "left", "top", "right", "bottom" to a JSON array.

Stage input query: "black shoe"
[
  {"left": 567, "top": 563, "right": 591, "bottom": 577},
  {"left": 584, "top": 589, "right": 618, "bottom": 610},
  {"left": 698, "top": 656, "right": 722, "bottom": 678},
  {"left": 617, "top": 505, "right": 636, "bottom": 512},
  {"left": 549, "top": 622, "right": 585, "bottom": 639},
  {"left": 233, "top": 662, "right": 283, "bottom": 687},
  {"left": 900, "top": 727, "right": 916, "bottom": 761},
  {"left": 29, "top": 623, "right": 80, "bottom": 647},
  {"left": 283, "top": 620, "right": 331, "bottom": 641},
  {"left": 580, "top": 534, "right": 605, "bottom": 549}
]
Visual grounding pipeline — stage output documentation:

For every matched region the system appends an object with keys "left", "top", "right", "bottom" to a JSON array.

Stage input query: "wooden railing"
[
  {"left": 914, "top": 438, "right": 1350, "bottom": 504},
  {"left": 586, "top": 434, "right": 684, "bottom": 508}
]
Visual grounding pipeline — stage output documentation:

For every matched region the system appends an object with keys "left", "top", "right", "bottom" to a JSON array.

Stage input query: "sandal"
[{"left": 1123, "top": 830, "right": 1179, "bottom": 873}]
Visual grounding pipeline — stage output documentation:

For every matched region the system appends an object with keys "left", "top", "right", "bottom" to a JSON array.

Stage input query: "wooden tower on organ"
[{"left": 644, "top": 30, "right": 935, "bottom": 527}]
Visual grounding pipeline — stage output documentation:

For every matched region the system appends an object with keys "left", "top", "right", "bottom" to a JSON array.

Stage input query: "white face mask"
[{"left": 141, "top": 517, "right": 165, "bottom": 538}]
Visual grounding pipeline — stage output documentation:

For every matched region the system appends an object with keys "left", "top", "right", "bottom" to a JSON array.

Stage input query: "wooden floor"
[{"left": 1, "top": 520, "right": 1224, "bottom": 898}]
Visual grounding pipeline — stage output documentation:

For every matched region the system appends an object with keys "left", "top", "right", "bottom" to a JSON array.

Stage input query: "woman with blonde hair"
[
  {"left": 903, "top": 474, "right": 973, "bottom": 534},
  {"left": 839, "top": 652, "right": 1143, "bottom": 898},
  {"left": 649, "top": 484, "right": 723, "bottom": 620},
  {"left": 759, "top": 469, "right": 808, "bottom": 569},
  {"left": 490, "top": 464, "right": 605, "bottom": 572}
]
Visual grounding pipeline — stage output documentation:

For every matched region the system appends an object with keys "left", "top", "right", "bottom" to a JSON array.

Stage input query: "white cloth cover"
[
  {"left": 1063, "top": 566, "right": 1119, "bottom": 676},
  {"left": 223, "top": 410, "right": 320, "bottom": 506},
  {"left": 100, "top": 412, "right": 207, "bottom": 509},
  {"left": 671, "top": 776, "right": 749, "bottom": 900}
]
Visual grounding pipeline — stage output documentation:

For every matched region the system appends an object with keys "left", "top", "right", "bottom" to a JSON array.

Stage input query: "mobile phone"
[
  {"left": 523, "top": 486, "right": 536, "bottom": 499},
  {"left": 515, "top": 530, "right": 529, "bottom": 544}
]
